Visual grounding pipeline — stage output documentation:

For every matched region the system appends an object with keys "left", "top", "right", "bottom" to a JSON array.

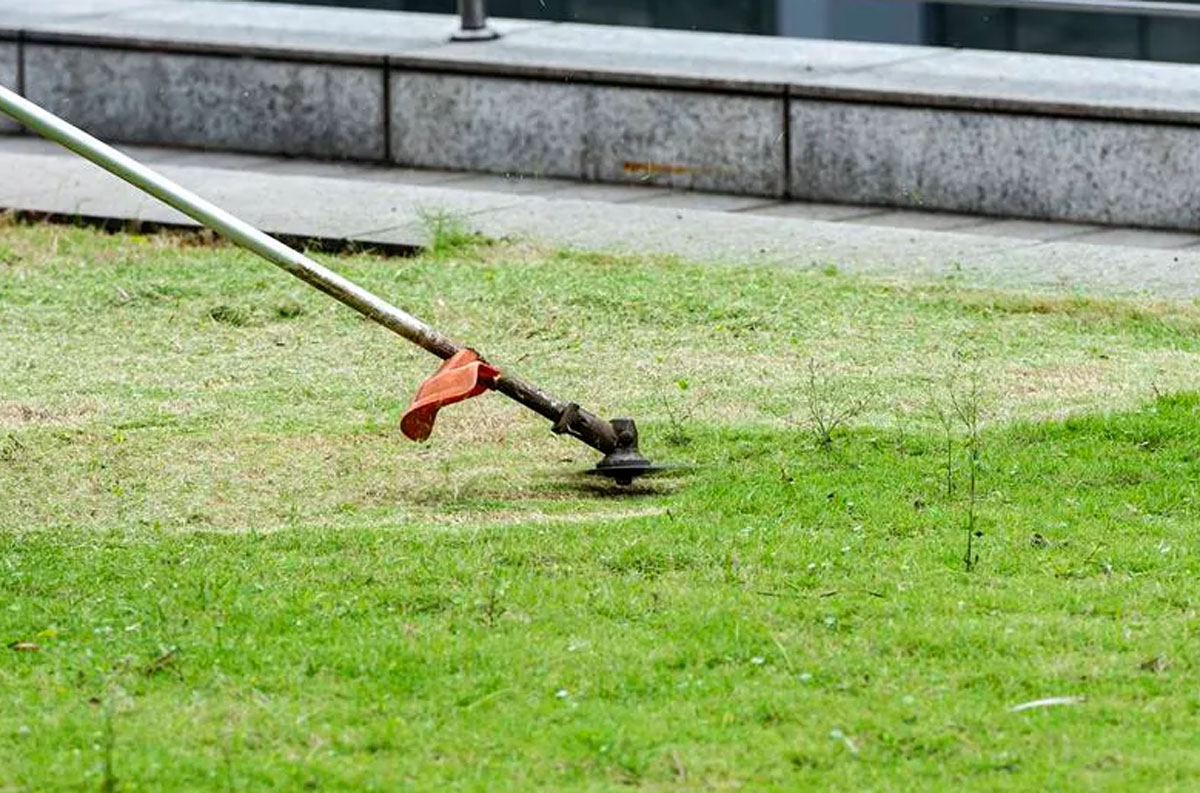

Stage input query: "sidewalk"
[{"left": 3, "top": 134, "right": 1200, "bottom": 299}]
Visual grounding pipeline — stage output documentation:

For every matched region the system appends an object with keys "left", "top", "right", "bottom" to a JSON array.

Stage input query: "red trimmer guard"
[{"left": 400, "top": 349, "right": 500, "bottom": 442}]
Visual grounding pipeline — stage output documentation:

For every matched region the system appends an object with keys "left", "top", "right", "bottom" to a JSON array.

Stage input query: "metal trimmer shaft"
[{"left": 0, "top": 84, "right": 622, "bottom": 456}]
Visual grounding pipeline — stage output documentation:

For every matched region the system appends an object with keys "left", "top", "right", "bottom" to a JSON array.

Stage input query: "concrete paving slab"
[
  {"left": 182, "top": 171, "right": 525, "bottom": 242},
  {"left": 0, "top": 137, "right": 282, "bottom": 171},
  {"left": 406, "top": 22, "right": 948, "bottom": 93},
  {"left": 963, "top": 218, "right": 1101, "bottom": 242},
  {"left": 0, "top": 0, "right": 168, "bottom": 32},
  {"left": 1065, "top": 228, "right": 1200, "bottom": 250},
  {"left": 254, "top": 159, "right": 373, "bottom": 178},
  {"left": 126, "top": 147, "right": 281, "bottom": 170},
  {"left": 631, "top": 191, "right": 778, "bottom": 213},
  {"left": 439, "top": 173, "right": 577, "bottom": 196},
  {"left": 0, "top": 135, "right": 47, "bottom": 156},
  {"left": 19, "top": 2, "right": 546, "bottom": 63},
  {"left": 363, "top": 195, "right": 1028, "bottom": 274},
  {"left": 25, "top": 44, "right": 386, "bottom": 160},
  {"left": 542, "top": 182, "right": 666, "bottom": 203},
  {"left": 851, "top": 210, "right": 991, "bottom": 232},
  {"left": 0, "top": 150, "right": 520, "bottom": 244},
  {"left": 0, "top": 151, "right": 198, "bottom": 224},
  {"left": 808, "top": 47, "right": 1200, "bottom": 124},
  {"left": 745, "top": 201, "right": 880, "bottom": 222},
  {"left": 352, "top": 165, "right": 476, "bottom": 187}
]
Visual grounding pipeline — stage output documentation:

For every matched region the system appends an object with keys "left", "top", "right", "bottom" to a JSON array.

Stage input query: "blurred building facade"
[{"left": 252, "top": 0, "right": 1200, "bottom": 63}]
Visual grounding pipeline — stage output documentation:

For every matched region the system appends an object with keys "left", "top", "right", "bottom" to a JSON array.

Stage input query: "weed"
[
  {"left": 419, "top": 208, "right": 492, "bottom": 257},
  {"left": 101, "top": 697, "right": 117, "bottom": 793},
  {"left": 927, "top": 383, "right": 956, "bottom": 497},
  {"left": 274, "top": 301, "right": 306, "bottom": 320},
  {"left": 659, "top": 379, "right": 694, "bottom": 447},
  {"left": 0, "top": 434, "right": 24, "bottom": 463},
  {"left": 478, "top": 572, "right": 509, "bottom": 627},
  {"left": 799, "top": 358, "right": 874, "bottom": 451},
  {"left": 207, "top": 304, "right": 254, "bottom": 326},
  {"left": 0, "top": 243, "right": 20, "bottom": 266},
  {"left": 949, "top": 369, "right": 986, "bottom": 572}
]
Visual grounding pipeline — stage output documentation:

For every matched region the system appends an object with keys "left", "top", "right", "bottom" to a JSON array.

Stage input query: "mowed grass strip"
[
  {"left": 2, "top": 218, "right": 1199, "bottom": 530},
  {"left": 1, "top": 218, "right": 1199, "bottom": 790}
]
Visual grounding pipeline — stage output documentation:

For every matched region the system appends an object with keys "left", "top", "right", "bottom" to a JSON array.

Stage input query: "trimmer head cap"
[{"left": 583, "top": 418, "right": 671, "bottom": 486}]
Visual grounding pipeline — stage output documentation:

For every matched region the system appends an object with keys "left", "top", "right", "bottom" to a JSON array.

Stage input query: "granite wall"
[
  {"left": 0, "top": 39, "right": 18, "bottom": 133},
  {"left": 23, "top": 45, "right": 386, "bottom": 159},
  {"left": 790, "top": 101, "right": 1200, "bottom": 229},
  {"left": 390, "top": 73, "right": 785, "bottom": 195},
  {"left": 5, "top": 2, "right": 1200, "bottom": 228}
]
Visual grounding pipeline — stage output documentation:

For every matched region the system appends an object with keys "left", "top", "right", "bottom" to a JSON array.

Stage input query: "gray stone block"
[
  {"left": 790, "top": 100, "right": 1200, "bottom": 230},
  {"left": 24, "top": 45, "right": 385, "bottom": 160},
  {"left": 0, "top": 40, "right": 16, "bottom": 133},
  {"left": 391, "top": 73, "right": 586, "bottom": 179},
  {"left": 582, "top": 86, "right": 784, "bottom": 196},
  {"left": 391, "top": 72, "right": 785, "bottom": 196}
]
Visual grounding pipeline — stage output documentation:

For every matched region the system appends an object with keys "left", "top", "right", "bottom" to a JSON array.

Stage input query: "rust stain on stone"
[{"left": 622, "top": 160, "right": 698, "bottom": 176}]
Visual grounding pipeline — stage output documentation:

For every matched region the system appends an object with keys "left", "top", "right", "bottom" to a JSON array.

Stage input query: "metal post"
[{"left": 451, "top": 0, "right": 500, "bottom": 41}]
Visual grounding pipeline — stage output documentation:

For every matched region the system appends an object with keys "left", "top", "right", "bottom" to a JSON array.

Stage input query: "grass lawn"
[{"left": 2, "top": 216, "right": 1200, "bottom": 791}]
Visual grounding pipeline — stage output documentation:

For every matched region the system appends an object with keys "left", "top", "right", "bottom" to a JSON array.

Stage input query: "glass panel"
[
  {"left": 1145, "top": 17, "right": 1200, "bottom": 63},
  {"left": 564, "top": 0, "right": 652, "bottom": 27},
  {"left": 650, "top": 0, "right": 772, "bottom": 34},
  {"left": 931, "top": 5, "right": 1012, "bottom": 50},
  {"left": 1014, "top": 9, "right": 1141, "bottom": 59},
  {"left": 828, "top": 0, "right": 924, "bottom": 44}
]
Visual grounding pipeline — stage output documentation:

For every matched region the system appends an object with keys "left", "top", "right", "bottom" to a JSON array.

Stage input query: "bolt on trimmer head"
[{"left": 0, "top": 85, "right": 673, "bottom": 485}]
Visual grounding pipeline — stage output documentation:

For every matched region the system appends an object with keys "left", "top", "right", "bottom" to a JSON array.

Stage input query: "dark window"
[{"left": 930, "top": 2, "right": 1200, "bottom": 64}]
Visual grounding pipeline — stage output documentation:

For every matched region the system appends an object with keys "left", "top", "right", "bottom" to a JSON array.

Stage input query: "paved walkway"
[{"left": 2, "top": 133, "right": 1199, "bottom": 299}]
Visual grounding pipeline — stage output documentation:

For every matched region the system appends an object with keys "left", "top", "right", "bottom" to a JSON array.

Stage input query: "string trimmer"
[{"left": 0, "top": 85, "right": 668, "bottom": 485}]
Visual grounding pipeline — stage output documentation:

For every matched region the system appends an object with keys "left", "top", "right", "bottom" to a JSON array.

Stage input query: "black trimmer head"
[{"left": 584, "top": 418, "right": 672, "bottom": 486}]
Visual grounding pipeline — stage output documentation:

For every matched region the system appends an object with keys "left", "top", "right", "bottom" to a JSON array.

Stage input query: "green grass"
[{"left": 3, "top": 218, "right": 1200, "bottom": 790}]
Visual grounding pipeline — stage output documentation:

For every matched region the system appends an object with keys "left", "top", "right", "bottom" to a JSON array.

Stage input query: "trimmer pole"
[{"left": 0, "top": 84, "right": 668, "bottom": 482}]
